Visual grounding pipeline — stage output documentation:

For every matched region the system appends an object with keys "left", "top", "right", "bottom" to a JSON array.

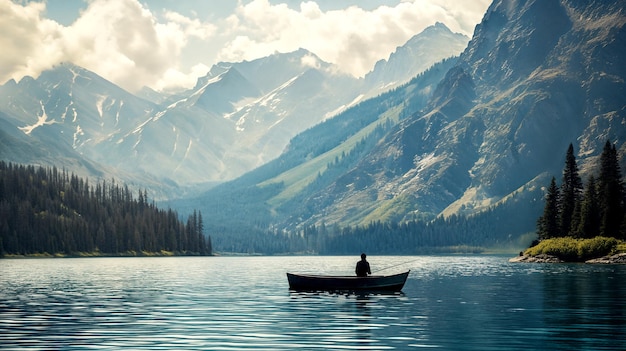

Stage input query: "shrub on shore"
[{"left": 525, "top": 237, "right": 619, "bottom": 262}]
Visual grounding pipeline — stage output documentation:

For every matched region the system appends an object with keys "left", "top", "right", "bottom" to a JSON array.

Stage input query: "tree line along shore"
[
  {"left": 0, "top": 162, "right": 211, "bottom": 257},
  {"left": 2, "top": 141, "right": 623, "bottom": 259}
]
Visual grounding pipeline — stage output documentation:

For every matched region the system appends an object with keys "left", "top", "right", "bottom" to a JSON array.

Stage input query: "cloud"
[
  {"left": 61, "top": 0, "right": 217, "bottom": 92},
  {"left": 217, "top": 0, "right": 490, "bottom": 77},
  {"left": 0, "top": 1, "right": 63, "bottom": 82},
  {"left": 0, "top": 0, "right": 216, "bottom": 92},
  {"left": 300, "top": 53, "right": 321, "bottom": 70},
  {"left": 0, "top": 0, "right": 490, "bottom": 92}
]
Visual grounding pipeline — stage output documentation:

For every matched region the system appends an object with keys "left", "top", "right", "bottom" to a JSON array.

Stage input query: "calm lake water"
[{"left": 1, "top": 255, "right": 625, "bottom": 350}]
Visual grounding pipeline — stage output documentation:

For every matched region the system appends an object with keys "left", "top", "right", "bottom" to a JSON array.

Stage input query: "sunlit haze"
[{"left": 2, "top": 0, "right": 490, "bottom": 92}]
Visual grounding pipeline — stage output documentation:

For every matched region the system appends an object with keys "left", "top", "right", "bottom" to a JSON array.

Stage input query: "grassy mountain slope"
[
  {"left": 175, "top": 58, "right": 458, "bottom": 233},
  {"left": 178, "top": 0, "right": 626, "bottom": 254}
]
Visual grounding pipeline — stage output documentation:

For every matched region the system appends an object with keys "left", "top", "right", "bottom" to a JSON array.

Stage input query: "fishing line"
[{"left": 371, "top": 258, "right": 421, "bottom": 274}]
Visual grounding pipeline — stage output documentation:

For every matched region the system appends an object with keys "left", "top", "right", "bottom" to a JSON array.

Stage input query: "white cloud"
[
  {"left": 163, "top": 10, "right": 215, "bottom": 40},
  {"left": 300, "top": 52, "right": 321, "bottom": 70},
  {"left": 154, "top": 62, "right": 211, "bottom": 94},
  {"left": 0, "top": 0, "right": 216, "bottom": 92},
  {"left": 300, "top": 1, "right": 322, "bottom": 19},
  {"left": 60, "top": 0, "right": 217, "bottom": 92},
  {"left": 0, "top": 1, "right": 62, "bottom": 82},
  {"left": 217, "top": 0, "right": 490, "bottom": 77},
  {"left": 0, "top": 0, "right": 490, "bottom": 92}
]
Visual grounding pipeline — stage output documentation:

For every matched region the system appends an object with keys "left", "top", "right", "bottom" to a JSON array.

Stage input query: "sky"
[{"left": 2, "top": 0, "right": 491, "bottom": 93}]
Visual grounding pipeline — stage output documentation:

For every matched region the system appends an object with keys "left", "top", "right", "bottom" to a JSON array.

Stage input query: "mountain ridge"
[
  {"left": 185, "top": 0, "right": 625, "bottom": 251},
  {"left": 0, "top": 23, "right": 467, "bottom": 198}
]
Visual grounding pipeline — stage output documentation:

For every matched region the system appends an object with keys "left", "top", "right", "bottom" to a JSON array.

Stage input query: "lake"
[{"left": 1, "top": 255, "right": 625, "bottom": 350}]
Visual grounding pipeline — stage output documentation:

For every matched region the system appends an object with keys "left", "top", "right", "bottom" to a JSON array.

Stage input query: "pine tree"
[
  {"left": 206, "top": 235, "right": 213, "bottom": 256},
  {"left": 197, "top": 211, "right": 206, "bottom": 254},
  {"left": 577, "top": 175, "right": 600, "bottom": 238},
  {"left": 597, "top": 141, "right": 624, "bottom": 238},
  {"left": 537, "top": 177, "right": 561, "bottom": 240},
  {"left": 560, "top": 143, "right": 583, "bottom": 236}
]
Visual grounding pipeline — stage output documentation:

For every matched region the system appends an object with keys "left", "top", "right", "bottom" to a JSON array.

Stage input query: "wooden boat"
[{"left": 286, "top": 271, "right": 409, "bottom": 292}]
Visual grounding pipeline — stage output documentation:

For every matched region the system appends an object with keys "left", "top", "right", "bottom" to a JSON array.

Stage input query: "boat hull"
[{"left": 286, "top": 271, "right": 409, "bottom": 292}]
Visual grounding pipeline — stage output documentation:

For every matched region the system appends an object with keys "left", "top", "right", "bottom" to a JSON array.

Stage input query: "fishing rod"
[{"left": 371, "top": 257, "right": 422, "bottom": 274}]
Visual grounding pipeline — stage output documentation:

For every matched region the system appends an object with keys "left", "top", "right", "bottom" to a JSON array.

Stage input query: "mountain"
[
  {"left": 0, "top": 55, "right": 355, "bottom": 195},
  {"left": 0, "top": 23, "right": 468, "bottom": 198},
  {"left": 364, "top": 22, "right": 469, "bottom": 96},
  {"left": 299, "top": 0, "right": 626, "bottom": 225},
  {"left": 0, "top": 63, "right": 162, "bottom": 187},
  {"left": 187, "top": 0, "right": 626, "bottom": 250},
  {"left": 177, "top": 57, "right": 460, "bottom": 241},
  {"left": 104, "top": 49, "right": 362, "bottom": 188},
  {"left": 208, "top": 50, "right": 362, "bottom": 171}
]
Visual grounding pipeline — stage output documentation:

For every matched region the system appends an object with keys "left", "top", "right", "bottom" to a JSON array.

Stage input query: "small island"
[
  {"left": 512, "top": 142, "right": 626, "bottom": 264},
  {"left": 511, "top": 236, "right": 626, "bottom": 263}
]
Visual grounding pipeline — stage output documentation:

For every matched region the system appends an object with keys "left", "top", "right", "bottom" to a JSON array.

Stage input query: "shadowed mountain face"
[
  {"left": 308, "top": 0, "right": 626, "bottom": 224},
  {"left": 188, "top": 0, "right": 625, "bottom": 238},
  {"left": 310, "top": 0, "right": 625, "bottom": 222}
]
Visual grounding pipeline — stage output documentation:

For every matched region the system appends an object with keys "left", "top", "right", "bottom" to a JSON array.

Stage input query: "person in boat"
[{"left": 355, "top": 253, "right": 371, "bottom": 277}]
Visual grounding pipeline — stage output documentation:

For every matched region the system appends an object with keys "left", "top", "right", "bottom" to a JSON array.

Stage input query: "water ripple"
[{"left": 1, "top": 256, "right": 625, "bottom": 350}]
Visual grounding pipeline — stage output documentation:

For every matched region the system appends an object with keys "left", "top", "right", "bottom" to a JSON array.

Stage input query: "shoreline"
[{"left": 510, "top": 252, "right": 626, "bottom": 264}]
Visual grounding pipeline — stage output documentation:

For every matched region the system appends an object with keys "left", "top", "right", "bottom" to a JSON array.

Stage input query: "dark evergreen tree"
[
  {"left": 576, "top": 175, "right": 600, "bottom": 238},
  {"left": 559, "top": 143, "right": 583, "bottom": 236},
  {"left": 197, "top": 211, "right": 208, "bottom": 254},
  {"left": 537, "top": 177, "right": 561, "bottom": 240},
  {"left": 597, "top": 141, "right": 624, "bottom": 238}
]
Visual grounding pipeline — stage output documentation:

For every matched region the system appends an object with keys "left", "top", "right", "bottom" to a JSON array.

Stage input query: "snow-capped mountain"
[
  {"left": 189, "top": 49, "right": 363, "bottom": 170},
  {"left": 109, "top": 49, "right": 363, "bottom": 188},
  {"left": 0, "top": 63, "right": 155, "bottom": 149},
  {"left": 364, "top": 22, "right": 470, "bottom": 96},
  {"left": 0, "top": 63, "right": 163, "bottom": 187},
  {"left": 0, "top": 23, "right": 471, "bottom": 197}
]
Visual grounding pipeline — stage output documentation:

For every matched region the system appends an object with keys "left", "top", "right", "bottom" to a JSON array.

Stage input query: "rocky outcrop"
[
  {"left": 509, "top": 254, "right": 563, "bottom": 263},
  {"left": 510, "top": 252, "right": 626, "bottom": 264},
  {"left": 585, "top": 253, "right": 626, "bottom": 264}
]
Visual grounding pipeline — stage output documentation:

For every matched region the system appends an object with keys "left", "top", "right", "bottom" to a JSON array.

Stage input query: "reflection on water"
[
  {"left": 540, "top": 266, "right": 626, "bottom": 351},
  {"left": 1, "top": 256, "right": 625, "bottom": 350}
]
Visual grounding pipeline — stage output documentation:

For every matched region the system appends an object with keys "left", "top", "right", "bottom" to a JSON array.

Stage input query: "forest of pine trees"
[
  {"left": 537, "top": 141, "right": 626, "bottom": 241},
  {"left": 5, "top": 141, "right": 620, "bottom": 256},
  {"left": 211, "top": 193, "right": 538, "bottom": 255},
  {"left": 0, "top": 162, "right": 211, "bottom": 257}
]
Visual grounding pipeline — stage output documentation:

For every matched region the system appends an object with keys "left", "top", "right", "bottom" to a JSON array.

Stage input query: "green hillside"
[{"left": 179, "top": 58, "right": 458, "bottom": 237}]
